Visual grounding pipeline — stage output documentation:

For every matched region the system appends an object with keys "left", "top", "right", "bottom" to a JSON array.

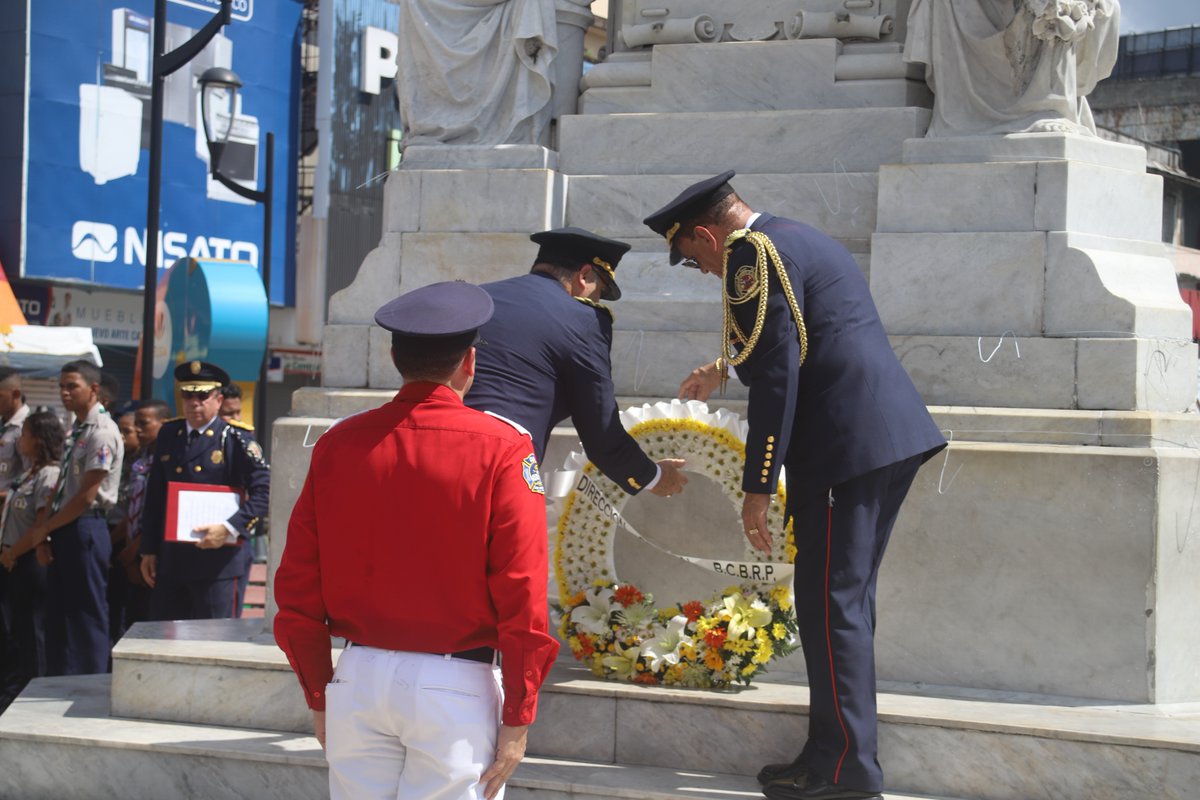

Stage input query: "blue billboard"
[{"left": 24, "top": 0, "right": 300, "bottom": 304}]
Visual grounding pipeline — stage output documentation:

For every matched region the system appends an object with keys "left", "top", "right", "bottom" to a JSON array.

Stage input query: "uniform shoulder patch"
[
  {"left": 226, "top": 418, "right": 255, "bottom": 431},
  {"left": 732, "top": 264, "right": 760, "bottom": 300},
  {"left": 521, "top": 453, "right": 545, "bottom": 495},
  {"left": 573, "top": 296, "right": 614, "bottom": 322}
]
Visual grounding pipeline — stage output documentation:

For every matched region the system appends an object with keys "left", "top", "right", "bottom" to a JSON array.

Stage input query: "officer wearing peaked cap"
[
  {"left": 465, "top": 227, "right": 688, "bottom": 498},
  {"left": 139, "top": 360, "right": 270, "bottom": 621},
  {"left": 276, "top": 281, "right": 559, "bottom": 800},
  {"left": 645, "top": 173, "right": 946, "bottom": 800}
]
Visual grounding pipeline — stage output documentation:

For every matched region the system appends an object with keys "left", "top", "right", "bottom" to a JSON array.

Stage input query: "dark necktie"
[{"left": 189, "top": 429, "right": 200, "bottom": 445}]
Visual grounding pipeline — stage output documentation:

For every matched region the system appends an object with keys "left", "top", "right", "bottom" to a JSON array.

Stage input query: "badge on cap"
[
  {"left": 191, "top": 361, "right": 201, "bottom": 375},
  {"left": 522, "top": 454, "right": 545, "bottom": 495}
]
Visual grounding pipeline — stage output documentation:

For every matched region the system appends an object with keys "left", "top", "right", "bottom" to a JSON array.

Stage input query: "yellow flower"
[
  {"left": 724, "top": 593, "right": 773, "bottom": 640},
  {"left": 658, "top": 606, "right": 680, "bottom": 620},
  {"left": 772, "top": 623, "right": 788, "bottom": 640},
  {"left": 742, "top": 663, "right": 758, "bottom": 677},
  {"left": 753, "top": 640, "right": 773, "bottom": 665},
  {"left": 770, "top": 582, "right": 794, "bottom": 612},
  {"left": 703, "top": 649, "right": 725, "bottom": 671},
  {"left": 724, "top": 637, "right": 754, "bottom": 655}
]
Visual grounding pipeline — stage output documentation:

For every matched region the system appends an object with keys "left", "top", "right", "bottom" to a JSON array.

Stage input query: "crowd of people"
[{"left": 0, "top": 359, "right": 269, "bottom": 710}]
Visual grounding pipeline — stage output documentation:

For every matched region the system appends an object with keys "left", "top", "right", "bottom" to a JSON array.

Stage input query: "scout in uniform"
[
  {"left": 0, "top": 368, "right": 31, "bottom": 499},
  {"left": 645, "top": 173, "right": 947, "bottom": 800},
  {"left": 139, "top": 361, "right": 269, "bottom": 621},
  {"left": 276, "top": 281, "right": 560, "bottom": 800},
  {"left": 16, "top": 360, "right": 125, "bottom": 675},
  {"left": 465, "top": 227, "right": 686, "bottom": 498}
]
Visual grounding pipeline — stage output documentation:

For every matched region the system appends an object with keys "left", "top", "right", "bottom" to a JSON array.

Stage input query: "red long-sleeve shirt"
[{"left": 273, "top": 382, "right": 559, "bottom": 726}]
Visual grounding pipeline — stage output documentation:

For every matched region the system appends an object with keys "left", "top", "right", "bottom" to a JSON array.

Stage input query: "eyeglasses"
[{"left": 181, "top": 390, "right": 216, "bottom": 401}]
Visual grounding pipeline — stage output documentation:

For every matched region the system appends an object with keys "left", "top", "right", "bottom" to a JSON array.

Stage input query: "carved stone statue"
[
  {"left": 395, "top": 0, "right": 563, "bottom": 147},
  {"left": 905, "top": 0, "right": 1120, "bottom": 137},
  {"left": 616, "top": 0, "right": 905, "bottom": 49}
]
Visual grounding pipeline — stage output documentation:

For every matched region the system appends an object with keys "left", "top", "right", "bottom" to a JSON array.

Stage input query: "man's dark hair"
[
  {"left": 23, "top": 410, "right": 65, "bottom": 466},
  {"left": 682, "top": 191, "right": 743, "bottom": 237},
  {"left": 221, "top": 383, "right": 243, "bottom": 400},
  {"left": 529, "top": 260, "right": 581, "bottom": 281},
  {"left": 0, "top": 367, "right": 20, "bottom": 386},
  {"left": 390, "top": 331, "right": 475, "bottom": 382},
  {"left": 139, "top": 398, "right": 170, "bottom": 420},
  {"left": 98, "top": 371, "right": 120, "bottom": 406},
  {"left": 61, "top": 360, "right": 101, "bottom": 387}
]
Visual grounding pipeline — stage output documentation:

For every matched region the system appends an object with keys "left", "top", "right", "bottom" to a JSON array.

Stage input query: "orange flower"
[
  {"left": 577, "top": 633, "right": 595, "bottom": 658},
  {"left": 614, "top": 584, "right": 646, "bottom": 608},
  {"left": 704, "top": 627, "right": 728, "bottom": 649},
  {"left": 633, "top": 672, "right": 659, "bottom": 685},
  {"left": 703, "top": 649, "right": 725, "bottom": 671},
  {"left": 682, "top": 600, "right": 705, "bottom": 622}
]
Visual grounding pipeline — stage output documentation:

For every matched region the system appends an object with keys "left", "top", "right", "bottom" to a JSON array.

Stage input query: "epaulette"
[
  {"left": 483, "top": 410, "right": 533, "bottom": 440},
  {"left": 226, "top": 418, "right": 255, "bottom": 431},
  {"left": 164, "top": 416, "right": 185, "bottom": 424},
  {"left": 573, "top": 296, "right": 614, "bottom": 322}
]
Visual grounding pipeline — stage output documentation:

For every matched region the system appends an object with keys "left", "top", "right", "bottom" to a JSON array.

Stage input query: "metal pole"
[
  {"left": 256, "top": 133, "right": 274, "bottom": 435},
  {"left": 139, "top": 0, "right": 168, "bottom": 400}
]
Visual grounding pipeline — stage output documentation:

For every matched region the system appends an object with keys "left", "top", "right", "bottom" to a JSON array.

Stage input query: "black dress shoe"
[
  {"left": 756, "top": 754, "right": 809, "bottom": 786},
  {"left": 762, "top": 774, "right": 883, "bottom": 800}
]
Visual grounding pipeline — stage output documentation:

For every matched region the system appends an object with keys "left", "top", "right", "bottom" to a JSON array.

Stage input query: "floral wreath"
[{"left": 554, "top": 400, "right": 797, "bottom": 688}]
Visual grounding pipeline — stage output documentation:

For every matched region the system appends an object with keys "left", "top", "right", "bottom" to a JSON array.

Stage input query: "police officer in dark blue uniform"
[
  {"left": 139, "top": 361, "right": 270, "bottom": 621},
  {"left": 645, "top": 173, "right": 946, "bottom": 800},
  {"left": 465, "top": 227, "right": 687, "bottom": 498}
]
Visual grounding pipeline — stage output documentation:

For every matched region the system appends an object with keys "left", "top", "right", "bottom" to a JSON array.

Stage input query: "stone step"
[
  {"left": 558, "top": 108, "right": 931, "bottom": 176},
  {"left": 106, "top": 621, "right": 1200, "bottom": 800},
  {"left": 0, "top": 674, "right": 957, "bottom": 800}
]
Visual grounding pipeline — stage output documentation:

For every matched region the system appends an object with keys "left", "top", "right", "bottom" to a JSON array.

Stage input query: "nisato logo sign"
[
  {"left": 71, "top": 220, "right": 259, "bottom": 269},
  {"left": 71, "top": 221, "right": 119, "bottom": 262}
]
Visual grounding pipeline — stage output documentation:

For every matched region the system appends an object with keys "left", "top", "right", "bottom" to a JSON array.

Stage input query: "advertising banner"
[{"left": 24, "top": 0, "right": 300, "bottom": 303}]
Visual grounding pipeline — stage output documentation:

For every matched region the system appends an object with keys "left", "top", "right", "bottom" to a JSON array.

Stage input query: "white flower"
[
  {"left": 640, "top": 615, "right": 692, "bottom": 672},
  {"left": 570, "top": 587, "right": 616, "bottom": 636},
  {"left": 602, "top": 642, "right": 641, "bottom": 680},
  {"left": 616, "top": 602, "right": 656, "bottom": 631}
]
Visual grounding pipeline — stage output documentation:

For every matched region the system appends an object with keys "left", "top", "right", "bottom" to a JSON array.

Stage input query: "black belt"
[{"left": 347, "top": 643, "right": 495, "bottom": 664}]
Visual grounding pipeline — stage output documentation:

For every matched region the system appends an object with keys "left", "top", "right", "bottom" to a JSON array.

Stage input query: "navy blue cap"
[
  {"left": 174, "top": 360, "right": 230, "bottom": 393},
  {"left": 642, "top": 171, "right": 737, "bottom": 264},
  {"left": 373, "top": 281, "right": 494, "bottom": 337},
  {"left": 530, "top": 227, "right": 631, "bottom": 301}
]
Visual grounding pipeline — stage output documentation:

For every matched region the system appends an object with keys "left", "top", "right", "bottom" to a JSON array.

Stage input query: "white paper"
[{"left": 174, "top": 489, "right": 240, "bottom": 543}]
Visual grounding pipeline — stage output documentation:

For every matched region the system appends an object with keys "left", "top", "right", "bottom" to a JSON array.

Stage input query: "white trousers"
[{"left": 325, "top": 646, "right": 503, "bottom": 800}]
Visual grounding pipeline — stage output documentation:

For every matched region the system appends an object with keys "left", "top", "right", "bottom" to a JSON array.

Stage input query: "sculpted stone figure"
[
  {"left": 395, "top": 0, "right": 561, "bottom": 147},
  {"left": 617, "top": 0, "right": 904, "bottom": 48},
  {"left": 905, "top": 0, "right": 1120, "bottom": 137}
]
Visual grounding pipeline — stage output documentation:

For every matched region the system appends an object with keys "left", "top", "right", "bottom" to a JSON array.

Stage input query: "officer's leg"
[
  {"left": 799, "top": 461, "right": 918, "bottom": 793},
  {"left": 149, "top": 553, "right": 192, "bottom": 622},
  {"left": 326, "top": 645, "right": 408, "bottom": 800},
  {"left": 191, "top": 576, "right": 241, "bottom": 620}
]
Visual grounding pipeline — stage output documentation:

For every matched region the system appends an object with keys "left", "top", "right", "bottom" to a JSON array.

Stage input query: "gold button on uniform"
[
  {"left": 175, "top": 467, "right": 183, "bottom": 474},
  {"left": 194, "top": 465, "right": 202, "bottom": 473},
  {"left": 767, "top": 435, "right": 775, "bottom": 443}
]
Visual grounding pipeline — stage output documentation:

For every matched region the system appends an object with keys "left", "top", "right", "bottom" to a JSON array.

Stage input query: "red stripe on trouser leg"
[
  {"left": 824, "top": 500, "right": 851, "bottom": 783},
  {"left": 231, "top": 576, "right": 240, "bottom": 616}
]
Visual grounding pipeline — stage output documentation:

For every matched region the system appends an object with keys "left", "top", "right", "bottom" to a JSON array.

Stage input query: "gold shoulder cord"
[{"left": 718, "top": 229, "right": 809, "bottom": 391}]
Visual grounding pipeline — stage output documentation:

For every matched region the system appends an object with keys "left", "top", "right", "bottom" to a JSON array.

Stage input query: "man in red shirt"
[{"left": 274, "top": 281, "right": 559, "bottom": 800}]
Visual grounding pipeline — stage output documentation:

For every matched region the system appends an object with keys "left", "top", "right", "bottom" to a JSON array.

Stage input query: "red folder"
[{"left": 164, "top": 482, "right": 243, "bottom": 546}]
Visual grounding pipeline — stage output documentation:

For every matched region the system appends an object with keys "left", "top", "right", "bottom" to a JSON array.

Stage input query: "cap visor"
[
  {"left": 600, "top": 277, "right": 621, "bottom": 302},
  {"left": 669, "top": 246, "right": 683, "bottom": 266}
]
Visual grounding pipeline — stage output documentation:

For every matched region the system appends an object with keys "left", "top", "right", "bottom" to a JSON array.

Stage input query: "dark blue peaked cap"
[
  {"left": 642, "top": 170, "right": 737, "bottom": 264},
  {"left": 374, "top": 281, "right": 494, "bottom": 337},
  {"left": 530, "top": 227, "right": 630, "bottom": 301},
  {"left": 175, "top": 360, "right": 230, "bottom": 393}
]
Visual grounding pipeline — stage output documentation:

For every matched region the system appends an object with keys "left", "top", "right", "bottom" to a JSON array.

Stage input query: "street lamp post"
[
  {"left": 198, "top": 67, "right": 274, "bottom": 436},
  {"left": 139, "top": 0, "right": 232, "bottom": 400}
]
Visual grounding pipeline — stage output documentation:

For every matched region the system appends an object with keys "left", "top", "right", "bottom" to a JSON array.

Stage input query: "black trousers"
[
  {"left": 45, "top": 515, "right": 111, "bottom": 676},
  {"left": 150, "top": 574, "right": 243, "bottom": 621},
  {"left": 791, "top": 454, "right": 924, "bottom": 793},
  {"left": 0, "top": 551, "right": 48, "bottom": 699}
]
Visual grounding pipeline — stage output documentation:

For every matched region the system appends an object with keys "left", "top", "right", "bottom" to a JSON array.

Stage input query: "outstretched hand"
[
  {"left": 649, "top": 459, "right": 688, "bottom": 497},
  {"left": 742, "top": 492, "right": 772, "bottom": 555},
  {"left": 678, "top": 360, "right": 724, "bottom": 403}
]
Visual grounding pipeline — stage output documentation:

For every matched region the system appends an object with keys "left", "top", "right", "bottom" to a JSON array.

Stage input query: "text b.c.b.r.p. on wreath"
[{"left": 553, "top": 400, "right": 798, "bottom": 689}]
